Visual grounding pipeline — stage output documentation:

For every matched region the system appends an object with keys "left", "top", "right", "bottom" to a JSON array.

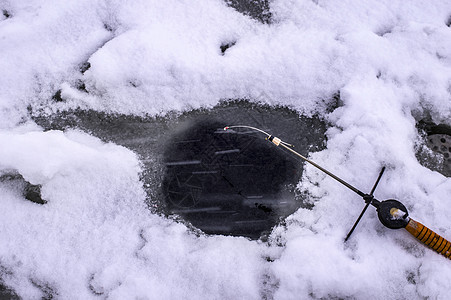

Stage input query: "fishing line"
[{"left": 224, "top": 125, "right": 451, "bottom": 260}]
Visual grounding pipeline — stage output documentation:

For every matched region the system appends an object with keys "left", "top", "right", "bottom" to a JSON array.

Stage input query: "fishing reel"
[{"left": 376, "top": 199, "right": 409, "bottom": 229}]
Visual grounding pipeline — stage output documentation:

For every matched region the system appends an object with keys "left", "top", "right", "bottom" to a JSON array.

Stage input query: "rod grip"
[{"left": 405, "top": 218, "right": 451, "bottom": 259}]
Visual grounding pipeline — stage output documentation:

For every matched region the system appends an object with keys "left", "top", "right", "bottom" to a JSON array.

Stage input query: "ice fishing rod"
[{"left": 224, "top": 125, "right": 451, "bottom": 260}]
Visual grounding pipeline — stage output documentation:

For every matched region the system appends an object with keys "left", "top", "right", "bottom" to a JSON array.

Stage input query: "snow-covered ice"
[{"left": 1, "top": 0, "right": 451, "bottom": 299}]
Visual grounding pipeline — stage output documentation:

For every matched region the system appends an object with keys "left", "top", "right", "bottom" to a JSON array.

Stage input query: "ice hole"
[
  {"left": 161, "top": 102, "right": 327, "bottom": 239},
  {"left": 163, "top": 119, "right": 298, "bottom": 238}
]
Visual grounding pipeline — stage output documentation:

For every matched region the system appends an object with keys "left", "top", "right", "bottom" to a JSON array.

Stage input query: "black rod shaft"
[{"left": 279, "top": 143, "right": 366, "bottom": 198}]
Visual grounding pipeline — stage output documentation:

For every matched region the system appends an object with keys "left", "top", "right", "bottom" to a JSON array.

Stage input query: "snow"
[{"left": 1, "top": 0, "right": 451, "bottom": 299}]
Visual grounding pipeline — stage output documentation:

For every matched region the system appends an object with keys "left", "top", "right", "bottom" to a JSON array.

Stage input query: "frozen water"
[
  {"left": 32, "top": 101, "right": 328, "bottom": 239},
  {"left": 1, "top": 0, "right": 451, "bottom": 299},
  {"left": 416, "top": 121, "right": 451, "bottom": 177}
]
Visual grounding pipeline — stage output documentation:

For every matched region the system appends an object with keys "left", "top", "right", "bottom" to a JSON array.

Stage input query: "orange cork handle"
[{"left": 405, "top": 218, "right": 451, "bottom": 259}]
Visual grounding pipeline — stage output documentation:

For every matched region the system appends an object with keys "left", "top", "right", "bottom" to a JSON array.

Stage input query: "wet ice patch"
[{"left": 33, "top": 100, "right": 329, "bottom": 239}]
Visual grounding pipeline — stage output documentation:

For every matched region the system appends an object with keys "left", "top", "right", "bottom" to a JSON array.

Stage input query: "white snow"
[{"left": 1, "top": 0, "right": 451, "bottom": 299}]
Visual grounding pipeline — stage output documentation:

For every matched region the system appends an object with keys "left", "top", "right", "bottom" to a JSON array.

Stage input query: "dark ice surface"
[
  {"left": 225, "top": 0, "right": 272, "bottom": 23},
  {"left": 416, "top": 121, "right": 451, "bottom": 177},
  {"left": 33, "top": 100, "right": 328, "bottom": 239}
]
